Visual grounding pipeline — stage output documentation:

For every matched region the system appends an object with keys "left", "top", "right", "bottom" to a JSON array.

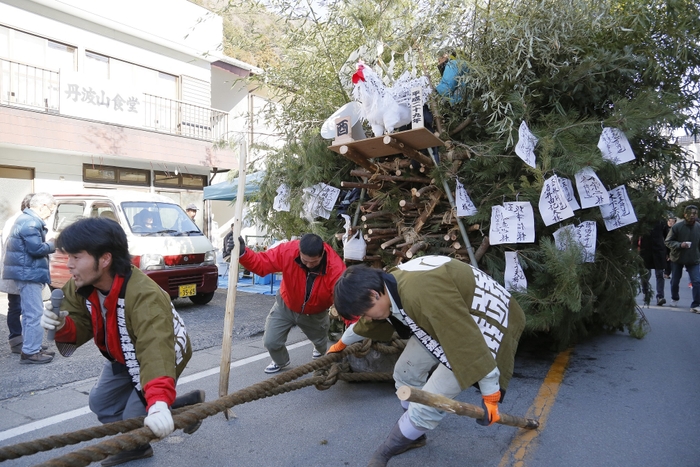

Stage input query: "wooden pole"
[
  {"left": 396, "top": 386, "right": 539, "bottom": 430},
  {"left": 218, "top": 139, "right": 248, "bottom": 420}
]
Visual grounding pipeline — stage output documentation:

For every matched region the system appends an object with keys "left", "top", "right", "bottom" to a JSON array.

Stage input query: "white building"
[
  {"left": 0, "top": 0, "right": 275, "bottom": 245},
  {"left": 677, "top": 135, "right": 700, "bottom": 200}
]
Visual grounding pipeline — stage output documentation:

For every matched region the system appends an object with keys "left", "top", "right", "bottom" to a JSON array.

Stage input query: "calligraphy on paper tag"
[
  {"left": 504, "top": 251, "right": 527, "bottom": 291},
  {"left": 273, "top": 184, "right": 291, "bottom": 212},
  {"left": 598, "top": 127, "right": 635, "bottom": 164},
  {"left": 301, "top": 183, "right": 341, "bottom": 219},
  {"left": 553, "top": 221, "right": 597, "bottom": 263},
  {"left": 455, "top": 180, "right": 478, "bottom": 217},
  {"left": 515, "top": 121, "right": 538, "bottom": 168},
  {"left": 558, "top": 177, "right": 580, "bottom": 211},
  {"left": 574, "top": 167, "right": 610, "bottom": 209},
  {"left": 600, "top": 185, "right": 637, "bottom": 231},
  {"left": 410, "top": 86, "right": 424, "bottom": 129},
  {"left": 539, "top": 176, "right": 575, "bottom": 226},
  {"left": 489, "top": 202, "right": 535, "bottom": 245}
]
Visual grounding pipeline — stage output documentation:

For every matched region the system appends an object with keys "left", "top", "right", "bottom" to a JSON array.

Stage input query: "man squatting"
[{"left": 331, "top": 255, "right": 525, "bottom": 467}]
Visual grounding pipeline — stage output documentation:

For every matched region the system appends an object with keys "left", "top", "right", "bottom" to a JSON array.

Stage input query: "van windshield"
[{"left": 122, "top": 202, "right": 202, "bottom": 236}]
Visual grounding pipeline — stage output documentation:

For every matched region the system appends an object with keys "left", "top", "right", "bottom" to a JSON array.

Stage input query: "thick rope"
[{"left": 0, "top": 338, "right": 401, "bottom": 465}]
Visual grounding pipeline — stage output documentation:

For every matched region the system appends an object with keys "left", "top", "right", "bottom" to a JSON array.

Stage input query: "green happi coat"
[{"left": 354, "top": 256, "right": 525, "bottom": 391}]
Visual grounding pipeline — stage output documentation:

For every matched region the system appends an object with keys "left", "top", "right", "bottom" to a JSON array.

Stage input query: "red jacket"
[{"left": 239, "top": 240, "right": 345, "bottom": 314}]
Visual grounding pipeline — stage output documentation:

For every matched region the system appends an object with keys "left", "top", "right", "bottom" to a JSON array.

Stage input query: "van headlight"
[
  {"left": 203, "top": 250, "right": 216, "bottom": 265},
  {"left": 140, "top": 254, "right": 165, "bottom": 270}
]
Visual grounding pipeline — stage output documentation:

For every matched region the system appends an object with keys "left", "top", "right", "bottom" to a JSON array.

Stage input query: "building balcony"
[{"left": 0, "top": 56, "right": 229, "bottom": 144}]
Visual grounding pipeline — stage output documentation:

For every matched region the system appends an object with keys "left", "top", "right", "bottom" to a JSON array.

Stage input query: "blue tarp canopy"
[{"left": 203, "top": 171, "right": 265, "bottom": 201}]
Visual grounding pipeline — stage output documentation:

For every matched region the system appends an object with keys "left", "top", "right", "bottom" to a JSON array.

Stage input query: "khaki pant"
[{"left": 263, "top": 292, "right": 329, "bottom": 365}]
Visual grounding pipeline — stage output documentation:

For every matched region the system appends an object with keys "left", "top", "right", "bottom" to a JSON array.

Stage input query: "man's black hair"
[
  {"left": 56, "top": 217, "right": 132, "bottom": 276},
  {"left": 333, "top": 264, "right": 385, "bottom": 320},
  {"left": 299, "top": 233, "right": 324, "bottom": 257}
]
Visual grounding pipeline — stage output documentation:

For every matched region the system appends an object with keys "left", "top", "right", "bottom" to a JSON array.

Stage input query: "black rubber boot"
[
  {"left": 172, "top": 389, "right": 205, "bottom": 434},
  {"left": 367, "top": 422, "right": 426, "bottom": 467},
  {"left": 101, "top": 444, "right": 153, "bottom": 466}
]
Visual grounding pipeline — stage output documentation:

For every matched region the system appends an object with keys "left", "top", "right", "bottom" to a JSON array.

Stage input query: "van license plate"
[{"left": 179, "top": 284, "right": 196, "bottom": 297}]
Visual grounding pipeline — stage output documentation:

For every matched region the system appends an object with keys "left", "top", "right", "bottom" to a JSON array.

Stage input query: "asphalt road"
[{"left": 1, "top": 280, "right": 699, "bottom": 467}]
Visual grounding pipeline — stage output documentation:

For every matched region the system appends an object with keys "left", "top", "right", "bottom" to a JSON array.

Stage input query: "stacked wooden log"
[
  {"left": 329, "top": 127, "right": 487, "bottom": 267},
  {"left": 338, "top": 156, "right": 478, "bottom": 267}
]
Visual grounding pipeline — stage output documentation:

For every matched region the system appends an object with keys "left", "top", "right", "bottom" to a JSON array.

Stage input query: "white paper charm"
[
  {"left": 504, "top": 251, "right": 527, "bottom": 291},
  {"left": 301, "top": 183, "right": 341, "bottom": 219},
  {"left": 598, "top": 127, "right": 635, "bottom": 164},
  {"left": 539, "top": 176, "right": 575, "bottom": 226},
  {"left": 273, "top": 184, "right": 291, "bottom": 212},
  {"left": 574, "top": 167, "right": 610, "bottom": 209},
  {"left": 515, "top": 121, "right": 538, "bottom": 168},
  {"left": 558, "top": 177, "right": 580, "bottom": 211},
  {"left": 455, "top": 180, "right": 478, "bottom": 217},
  {"left": 489, "top": 202, "right": 535, "bottom": 245},
  {"left": 553, "top": 221, "right": 597, "bottom": 263},
  {"left": 600, "top": 185, "right": 637, "bottom": 231}
]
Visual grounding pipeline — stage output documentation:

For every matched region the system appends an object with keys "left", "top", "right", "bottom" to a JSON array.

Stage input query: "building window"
[
  {"left": 84, "top": 51, "right": 109, "bottom": 79},
  {"left": 154, "top": 171, "right": 206, "bottom": 189},
  {"left": 83, "top": 164, "right": 150, "bottom": 186},
  {"left": 0, "top": 25, "right": 76, "bottom": 72}
]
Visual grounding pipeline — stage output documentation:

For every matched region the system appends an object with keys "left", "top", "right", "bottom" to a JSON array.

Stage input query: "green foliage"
[{"left": 218, "top": 0, "right": 700, "bottom": 348}]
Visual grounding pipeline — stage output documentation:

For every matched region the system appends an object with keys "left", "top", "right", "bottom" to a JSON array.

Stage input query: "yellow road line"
[{"left": 498, "top": 347, "right": 573, "bottom": 467}]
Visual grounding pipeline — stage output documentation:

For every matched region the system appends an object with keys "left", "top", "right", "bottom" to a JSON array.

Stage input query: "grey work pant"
[
  {"left": 263, "top": 292, "right": 329, "bottom": 365},
  {"left": 393, "top": 336, "right": 463, "bottom": 431},
  {"left": 89, "top": 361, "right": 146, "bottom": 424}
]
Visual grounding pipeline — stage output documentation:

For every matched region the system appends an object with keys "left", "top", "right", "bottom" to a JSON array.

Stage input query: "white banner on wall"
[{"left": 60, "top": 72, "right": 144, "bottom": 127}]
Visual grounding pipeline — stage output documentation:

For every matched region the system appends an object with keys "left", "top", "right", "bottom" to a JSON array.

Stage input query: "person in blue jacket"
[
  {"left": 436, "top": 51, "right": 468, "bottom": 105},
  {"left": 2, "top": 192, "right": 56, "bottom": 364}
]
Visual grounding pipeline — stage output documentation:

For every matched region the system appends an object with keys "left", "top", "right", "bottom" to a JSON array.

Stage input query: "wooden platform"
[{"left": 328, "top": 127, "right": 444, "bottom": 159}]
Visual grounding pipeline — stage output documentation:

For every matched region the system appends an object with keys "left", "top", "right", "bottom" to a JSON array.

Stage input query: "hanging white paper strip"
[
  {"left": 273, "top": 183, "right": 291, "bottom": 212},
  {"left": 455, "top": 179, "right": 478, "bottom": 217},
  {"left": 504, "top": 251, "right": 527, "bottom": 291},
  {"left": 600, "top": 185, "right": 637, "bottom": 231},
  {"left": 301, "top": 183, "right": 341, "bottom": 219},
  {"left": 489, "top": 202, "right": 535, "bottom": 245},
  {"left": 553, "top": 221, "right": 597, "bottom": 263},
  {"left": 598, "top": 127, "right": 635, "bottom": 164},
  {"left": 574, "top": 167, "right": 610, "bottom": 209},
  {"left": 558, "top": 177, "right": 580, "bottom": 211},
  {"left": 515, "top": 121, "right": 538, "bottom": 168},
  {"left": 539, "top": 176, "right": 575, "bottom": 226}
]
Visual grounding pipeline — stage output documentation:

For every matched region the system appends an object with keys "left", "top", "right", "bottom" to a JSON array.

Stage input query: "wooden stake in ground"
[
  {"left": 218, "top": 140, "right": 248, "bottom": 420},
  {"left": 396, "top": 386, "right": 539, "bottom": 429}
]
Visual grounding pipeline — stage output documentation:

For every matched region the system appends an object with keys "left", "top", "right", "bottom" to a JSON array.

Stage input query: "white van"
[{"left": 47, "top": 191, "right": 218, "bottom": 304}]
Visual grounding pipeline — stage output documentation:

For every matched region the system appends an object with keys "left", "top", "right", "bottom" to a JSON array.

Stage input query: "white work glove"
[
  {"left": 40, "top": 302, "right": 67, "bottom": 331},
  {"left": 144, "top": 401, "right": 174, "bottom": 438}
]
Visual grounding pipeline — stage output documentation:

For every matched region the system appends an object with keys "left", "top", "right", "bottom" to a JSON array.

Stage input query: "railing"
[
  {"left": 143, "top": 94, "right": 228, "bottom": 142},
  {"left": 0, "top": 57, "right": 60, "bottom": 112}
]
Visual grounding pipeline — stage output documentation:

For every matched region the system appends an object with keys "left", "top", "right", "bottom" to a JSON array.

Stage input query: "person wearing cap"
[{"left": 185, "top": 204, "right": 198, "bottom": 223}]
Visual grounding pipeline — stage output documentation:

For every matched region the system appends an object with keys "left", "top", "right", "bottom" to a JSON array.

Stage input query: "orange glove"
[
  {"left": 327, "top": 341, "right": 347, "bottom": 354},
  {"left": 476, "top": 390, "right": 501, "bottom": 426}
]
